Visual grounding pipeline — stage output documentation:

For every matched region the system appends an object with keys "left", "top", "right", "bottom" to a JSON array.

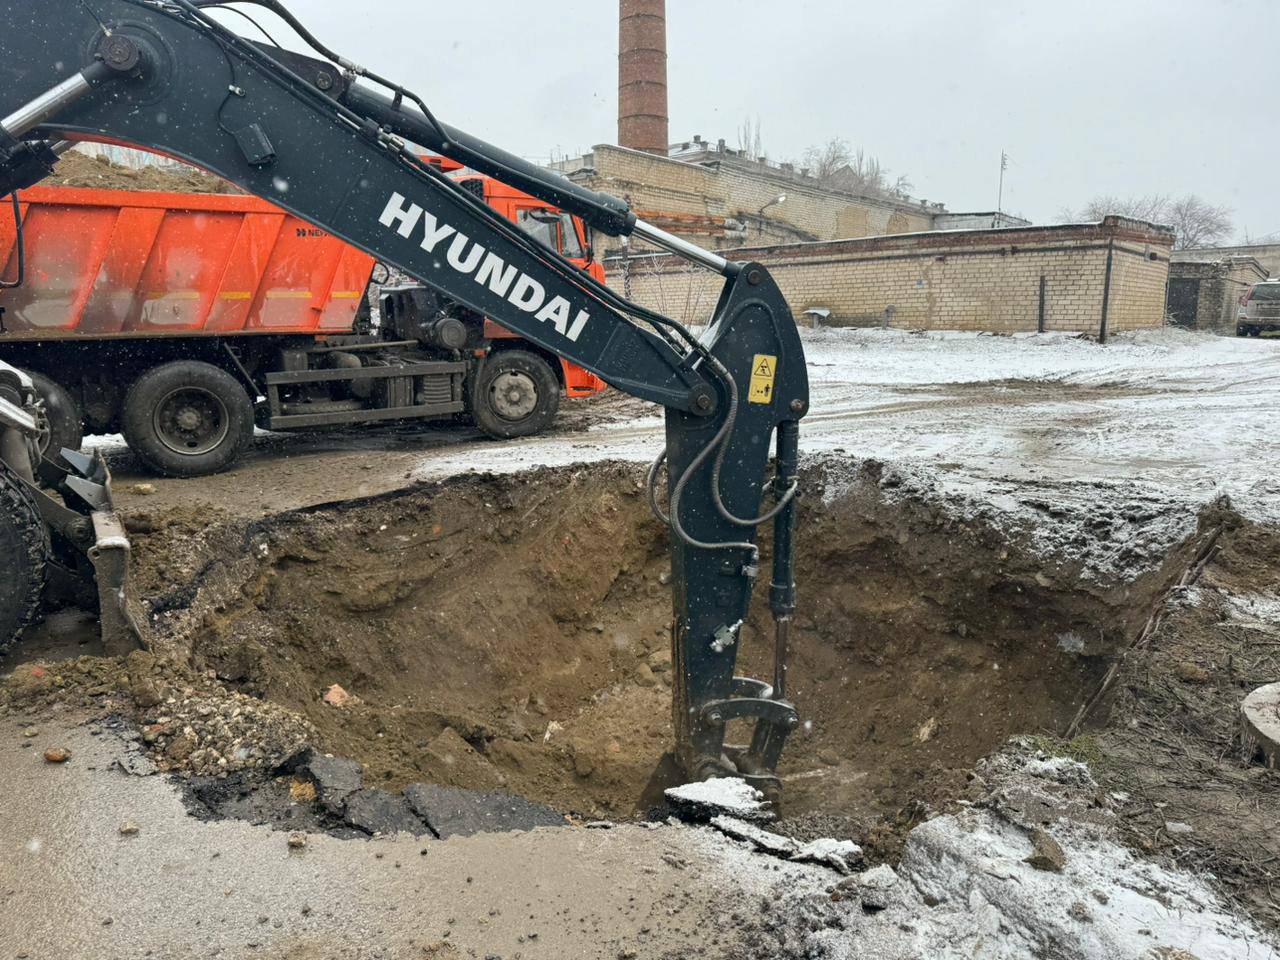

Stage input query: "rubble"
[
  {"left": 789, "top": 838, "right": 863, "bottom": 875},
  {"left": 722, "top": 745, "right": 1280, "bottom": 959},
  {"left": 710, "top": 815, "right": 799, "bottom": 857},
  {"left": 137, "top": 688, "right": 314, "bottom": 778}
]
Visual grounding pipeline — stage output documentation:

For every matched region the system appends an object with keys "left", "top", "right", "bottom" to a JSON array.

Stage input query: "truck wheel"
[
  {"left": 0, "top": 460, "right": 49, "bottom": 655},
  {"left": 471, "top": 350, "right": 560, "bottom": 439},
  {"left": 122, "top": 361, "right": 254, "bottom": 477},
  {"left": 27, "top": 371, "right": 83, "bottom": 461}
]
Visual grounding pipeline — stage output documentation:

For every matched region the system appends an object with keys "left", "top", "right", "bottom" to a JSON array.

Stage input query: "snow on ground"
[
  {"left": 86, "top": 327, "right": 1280, "bottom": 534},
  {"left": 401, "top": 326, "right": 1280, "bottom": 527}
]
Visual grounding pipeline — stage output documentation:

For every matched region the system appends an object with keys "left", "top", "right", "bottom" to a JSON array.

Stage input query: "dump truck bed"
[{"left": 0, "top": 186, "right": 375, "bottom": 339}]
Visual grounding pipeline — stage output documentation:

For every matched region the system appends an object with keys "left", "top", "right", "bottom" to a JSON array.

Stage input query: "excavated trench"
[{"left": 134, "top": 459, "right": 1212, "bottom": 826}]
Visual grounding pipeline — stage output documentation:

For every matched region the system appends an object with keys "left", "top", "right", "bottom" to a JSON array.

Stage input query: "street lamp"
[{"left": 759, "top": 193, "right": 786, "bottom": 216}]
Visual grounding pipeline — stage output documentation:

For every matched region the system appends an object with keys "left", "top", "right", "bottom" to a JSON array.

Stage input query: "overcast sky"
[{"left": 228, "top": 0, "right": 1278, "bottom": 241}]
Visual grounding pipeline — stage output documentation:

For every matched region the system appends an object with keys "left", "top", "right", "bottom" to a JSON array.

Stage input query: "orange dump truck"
[{"left": 0, "top": 162, "right": 606, "bottom": 476}]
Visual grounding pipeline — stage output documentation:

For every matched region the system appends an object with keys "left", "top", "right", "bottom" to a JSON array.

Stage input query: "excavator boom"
[{"left": 0, "top": 0, "right": 809, "bottom": 788}]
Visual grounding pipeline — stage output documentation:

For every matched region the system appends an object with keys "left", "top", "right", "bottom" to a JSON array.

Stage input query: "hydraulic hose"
[{"left": 0, "top": 193, "right": 23, "bottom": 289}]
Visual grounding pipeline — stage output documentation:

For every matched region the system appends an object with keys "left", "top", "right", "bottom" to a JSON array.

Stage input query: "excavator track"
[{"left": 0, "top": 459, "right": 49, "bottom": 654}]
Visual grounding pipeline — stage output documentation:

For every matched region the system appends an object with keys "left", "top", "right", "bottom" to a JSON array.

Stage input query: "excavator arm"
[{"left": 0, "top": 0, "right": 810, "bottom": 790}]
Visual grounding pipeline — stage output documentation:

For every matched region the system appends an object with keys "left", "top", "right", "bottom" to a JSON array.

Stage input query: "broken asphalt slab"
[
  {"left": 664, "top": 777, "right": 773, "bottom": 822},
  {"left": 295, "top": 750, "right": 363, "bottom": 814},
  {"left": 403, "top": 782, "right": 564, "bottom": 838},
  {"left": 184, "top": 742, "right": 568, "bottom": 841},
  {"left": 342, "top": 787, "right": 429, "bottom": 837}
]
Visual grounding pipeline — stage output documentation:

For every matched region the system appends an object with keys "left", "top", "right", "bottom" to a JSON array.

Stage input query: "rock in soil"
[
  {"left": 42, "top": 747, "right": 70, "bottom": 764},
  {"left": 322, "top": 683, "right": 358, "bottom": 708},
  {"left": 1241, "top": 681, "right": 1280, "bottom": 769},
  {"left": 1026, "top": 827, "right": 1067, "bottom": 872},
  {"left": 853, "top": 864, "right": 899, "bottom": 910}
]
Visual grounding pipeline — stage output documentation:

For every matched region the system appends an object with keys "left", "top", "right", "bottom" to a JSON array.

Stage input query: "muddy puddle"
[{"left": 117, "top": 458, "right": 1215, "bottom": 830}]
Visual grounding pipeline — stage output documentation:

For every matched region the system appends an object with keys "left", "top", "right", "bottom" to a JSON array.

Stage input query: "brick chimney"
[{"left": 618, "top": 0, "right": 668, "bottom": 155}]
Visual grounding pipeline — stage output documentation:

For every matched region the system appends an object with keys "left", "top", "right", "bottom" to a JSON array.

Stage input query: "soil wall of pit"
[{"left": 131, "top": 460, "right": 1214, "bottom": 821}]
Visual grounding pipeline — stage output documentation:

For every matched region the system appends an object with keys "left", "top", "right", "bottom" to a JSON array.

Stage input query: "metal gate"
[{"left": 1167, "top": 277, "right": 1200, "bottom": 327}]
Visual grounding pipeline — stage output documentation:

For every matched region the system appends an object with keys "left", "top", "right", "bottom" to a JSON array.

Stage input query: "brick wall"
[
  {"left": 607, "top": 217, "right": 1174, "bottom": 334},
  {"left": 1181, "top": 243, "right": 1280, "bottom": 278},
  {"left": 1168, "top": 257, "right": 1267, "bottom": 334},
  {"left": 560, "top": 144, "right": 935, "bottom": 254}
]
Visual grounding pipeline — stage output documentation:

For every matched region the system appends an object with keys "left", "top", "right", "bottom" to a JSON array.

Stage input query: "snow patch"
[{"left": 665, "top": 777, "right": 773, "bottom": 821}]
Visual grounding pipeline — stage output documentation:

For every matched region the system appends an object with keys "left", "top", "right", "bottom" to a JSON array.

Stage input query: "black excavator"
[{"left": 0, "top": 0, "right": 809, "bottom": 793}]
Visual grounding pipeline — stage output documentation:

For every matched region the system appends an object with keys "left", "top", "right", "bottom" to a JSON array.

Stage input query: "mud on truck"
[{"left": 0, "top": 153, "right": 606, "bottom": 477}]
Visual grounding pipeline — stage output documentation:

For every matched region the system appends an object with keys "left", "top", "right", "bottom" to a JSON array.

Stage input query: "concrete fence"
[{"left": 608, "top": 217, "right": 1174, "bottom": 335}]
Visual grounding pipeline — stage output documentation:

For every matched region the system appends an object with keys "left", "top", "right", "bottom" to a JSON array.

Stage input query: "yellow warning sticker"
[{"left": 748, "top": 353, "right": 777, "bottom": 404}]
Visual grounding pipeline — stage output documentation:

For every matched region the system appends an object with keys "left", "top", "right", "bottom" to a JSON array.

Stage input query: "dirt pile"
[
  {"left": 43, "top": 150, "right": 237, "bottom": 194},
  {"left": 0, "top": 647, "right": 313, "bottom": 779},
  {"left": 128, "top": 458, "right": 1213, "bottom": 828}
]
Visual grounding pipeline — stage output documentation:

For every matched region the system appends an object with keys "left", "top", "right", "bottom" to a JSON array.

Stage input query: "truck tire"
[
  {"left": 122, "top": 361, "right": 254, "bottom": 477},
  {"left": 471, "top": 350, "right": 560, "bottom": 439},
  {"left": 0, "top": 460, "right": 48, "bottom": 655},
  {"left": 27, "top": 371, "right": 83, "bottom": 461}
]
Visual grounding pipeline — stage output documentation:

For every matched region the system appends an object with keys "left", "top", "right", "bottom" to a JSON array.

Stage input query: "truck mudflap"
[{"left": 47, "top": 449, "right": 146, "bottom": 656}]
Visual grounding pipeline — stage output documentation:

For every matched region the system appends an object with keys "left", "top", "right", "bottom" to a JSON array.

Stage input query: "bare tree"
[
  {"left": 799, "top": 138, "right": 913, "bottom": 198},
  {"left": 1061, "top": 193, "right": 1232, "bottom": 249},
  {"left": 1165, "top": 196, "right": 1234, "bottom": 250},
  {"left": 801, "top": 137, "right": 852, "bottom": 181},
  {"left": 737, "top": 117, "right": 766, "bottom": 162}
]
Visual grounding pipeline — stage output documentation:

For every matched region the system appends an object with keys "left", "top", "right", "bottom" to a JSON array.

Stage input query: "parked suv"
[{"left": 1239, "top": 279, "right": 1280, "bottom": 336}]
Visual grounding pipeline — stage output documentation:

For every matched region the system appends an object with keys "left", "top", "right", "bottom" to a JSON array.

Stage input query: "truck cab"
[{"left": 454, "top": 166, "right": 607, "bottom": 399}]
